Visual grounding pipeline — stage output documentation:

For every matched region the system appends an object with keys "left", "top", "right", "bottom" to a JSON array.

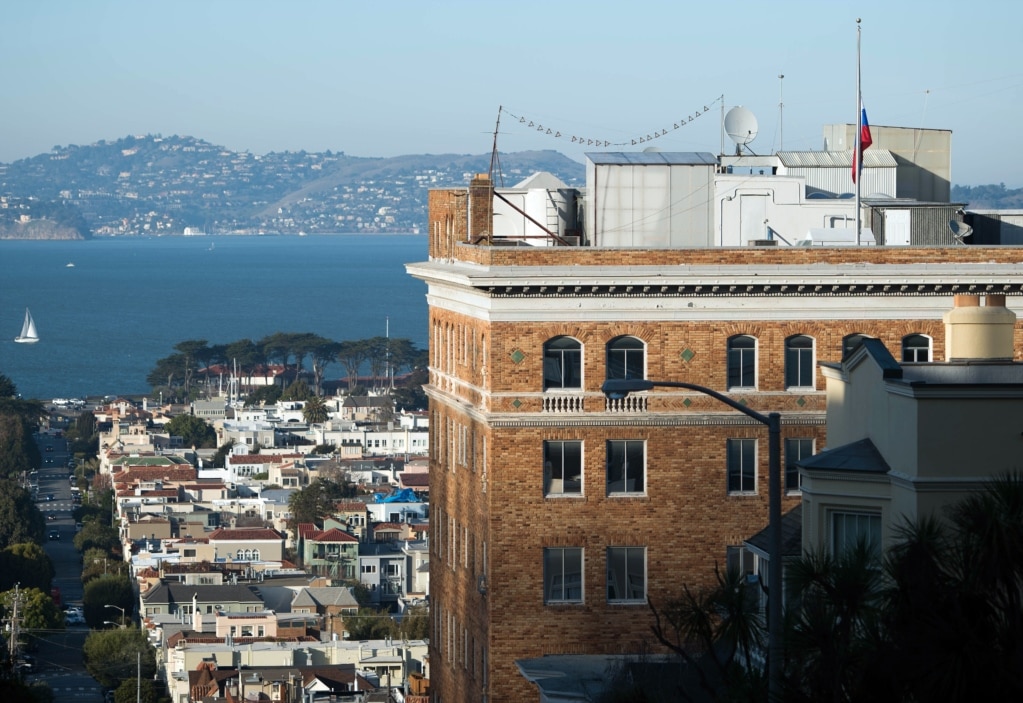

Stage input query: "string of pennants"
[{"left": 501, "top": 96, "right": 723, "bottom": 148}]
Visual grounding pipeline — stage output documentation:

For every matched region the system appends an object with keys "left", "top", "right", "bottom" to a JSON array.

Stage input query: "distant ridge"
[{"left": 0, "top": 134, "right": 585, "bottom": 238}]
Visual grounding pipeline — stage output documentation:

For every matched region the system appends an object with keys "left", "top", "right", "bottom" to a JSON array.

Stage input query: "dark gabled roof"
[
  {"left": 142, "top": 582, "right": 263, "bottom": 605},
  {"left": 798, "top": 437, "right": 891, "bottom": 475},
  {"left": 745, "top": 505, "right": 803, "bottom": 558}
]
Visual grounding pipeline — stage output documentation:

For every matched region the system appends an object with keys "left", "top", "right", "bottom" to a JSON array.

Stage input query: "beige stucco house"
[{"left": 801, "top": 293, "right": 1023, "bottom": 555}]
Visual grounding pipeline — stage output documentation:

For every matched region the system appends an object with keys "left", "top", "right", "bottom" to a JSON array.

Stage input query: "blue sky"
[{"left": 3, "top": 0, "right": 1021, "bottom": 186}]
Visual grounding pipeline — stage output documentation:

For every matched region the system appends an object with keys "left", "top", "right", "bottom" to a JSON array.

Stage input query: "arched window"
[
  {"left": 543, "top": 337, "right": 582, "bottom": 390},
  {"left": 727, "top": 335, "right": 757, "bottom": 389},
  {"left": 842, "top": 333, "right": 872, "bottom": 358},
  {"left": 606, "top": 336, "right": 645, "bottom": 381},
  {"left": 252, "top": 549, "right": 260, "bottom": 561},
  {"left": 236, "top": 550, "right": 244, "bottom": 561},
  {"left": 902, "top": 334, "right": 931, "bottom": 362},
  {"left": 785, "top": 335, "right": 815, "bottom": 389}
]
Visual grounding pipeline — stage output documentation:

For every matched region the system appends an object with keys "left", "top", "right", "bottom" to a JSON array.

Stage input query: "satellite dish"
[
  {"left": 724, "top": 106, "right": 759, "bottom": 155},
  {"left": 949, "top": 220, "right": 973, "bottom": 245}
]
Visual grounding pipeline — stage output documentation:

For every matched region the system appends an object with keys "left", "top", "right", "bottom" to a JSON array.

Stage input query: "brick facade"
[{"left": 416, "top": 178, "right": 1023, "bottom": 703}]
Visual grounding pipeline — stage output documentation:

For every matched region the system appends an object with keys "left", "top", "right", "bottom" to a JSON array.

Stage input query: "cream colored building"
[{"left": 802, "top": 293, "right": 1023, "bottom": 555}]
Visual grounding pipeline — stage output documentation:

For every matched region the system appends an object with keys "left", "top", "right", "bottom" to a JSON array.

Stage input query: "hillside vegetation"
[{"left": 0, "top": 135, "right": 584, "bottom": 238}]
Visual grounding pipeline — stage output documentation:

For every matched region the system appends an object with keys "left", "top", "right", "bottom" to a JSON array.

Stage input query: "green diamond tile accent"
[
  {"left": 738, "top": 398, "right": 749, "bottom": 407},
  {"left": 511, "top": 399, "right": 522, "bottom": 409},
  {"left": 683, "top": 398, "right": 692, "bottom": 407},
  {"left": 510, "top": 349, "right": 525, "bottom": 364},
  {"left": 797, "top": 396, "right": 806, "bottom": 407},
  {"left": 680, "top": 348, "right": 696, "bottom": 362}
]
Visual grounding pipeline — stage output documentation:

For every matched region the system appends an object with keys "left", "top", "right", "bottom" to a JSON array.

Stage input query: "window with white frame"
[
  {"left": 901, "top": 334, "right": 931, "bottom": 362},
  {"left": 831, "top": 511, "right": 882, "bottom": 558},
  {"left": 606, "top": 336, "right": 645, "bottom": 381},
  {"left": 785, "top": 438, "right": 814, "bottom": 492},
  {"left": 785, "top": 335, "right": 815, "bottom": 389},
  {"left": 543, "top": 337, "right": 582, "bottom": 390},
  {"left": 606, "top": 440, "right": 645, "bottom": 495},
  {"left": 544, "top": 440, "right": 583, "bottom": 496},
  {"left": 606, "top": 546, "right": 646, "bottom": 603},
  {"left": 726, "top": 438, "right": 756, "bottom": 494},
  {"left": 727, "top": 335, "right": 757, "bottom": 389},
  {"left": 544, "top": 547, "right": 583, "bottom": 603}
]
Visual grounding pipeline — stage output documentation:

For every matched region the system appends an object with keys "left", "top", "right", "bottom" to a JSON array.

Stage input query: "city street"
[{"left": 26, "top": 431, "right": 105, "bottom": 702}]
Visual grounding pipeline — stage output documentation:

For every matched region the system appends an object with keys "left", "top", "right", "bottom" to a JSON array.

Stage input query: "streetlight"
[
  {"left": 601, "top": 378, "right": 784, "bottom": 702},
  {"left": 104, "top": 604, "right": 126, "bottom": 628}
]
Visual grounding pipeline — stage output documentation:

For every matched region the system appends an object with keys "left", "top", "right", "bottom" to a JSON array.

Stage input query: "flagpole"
[{"left": 855, "top": 18, "right": 862, "bottom": 240}]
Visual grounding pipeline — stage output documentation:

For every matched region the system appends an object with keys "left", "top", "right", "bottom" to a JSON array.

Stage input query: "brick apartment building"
[{"left": 408, "top": 146, "right": 1023, "bottom": 701}]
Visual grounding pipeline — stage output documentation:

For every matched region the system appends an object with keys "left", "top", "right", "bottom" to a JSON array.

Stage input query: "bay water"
[{"left": 0, "top": 235, "right": 428, "bottom": 400}]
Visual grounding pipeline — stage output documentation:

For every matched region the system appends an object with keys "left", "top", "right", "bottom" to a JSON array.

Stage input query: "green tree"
[
  {"left": 0, "top": 587, "right": 64, "bottom": 631},
  {"left": 398, "top": 604, "right": 429, "bottom": 641},
  {"left": 113, "top": 677, "right": 160, "bottom": 703},
  {"left": 66, "top": 410, "right": 98, "bottom": 458},
  {"left": 224, "top": 338, "right": 262, "bottom": 379},
  {"left": 303, "top": 396, "right": 329, "bottom": 424},
  {"left": 0, "top": 415, "right": 39, "bottom": 480},
  {"left": 336, "top": 340, "right": 371, "bottom": 392},
  {"left": 82, "top": 574, "right": 133, "bottom": 630},
  {"left": 0, "top": 542, "right": 55, "bottom": 592},
  {"left": 146, "top": 353, "right": 187, "bottom": 393},
  {"left": 173, "top": 339, "right": 210, "bottom": 395},
  {"left": 281, "top": 380, "right": 312, "bottom": 402},
  {"left": 81, "top": 547, "right": 127, "bottom": 585},
  {"left": 287, "top": 478, "right": 353, "bottom": 531},
  {"left": 73, "top": 520, "right": 120, "bottom": 555},
  {"left": 245, "top": 385, "right": 282, "bottom": 406},
  {"left": 0, "top": 679, "right": 55, "bottom": 702},
  {"left": 165, "top": 413, "right": 216, "bottom": 448},
  {"left": 344, "top": 607, "right": 397, "bottom": 640},
  {"left": 878, "top": 474, "right": 1023, "bottom": 702},
  {"left": 302, "top": 336, "right": 341, "bottom": 395},
  {"left": 210, "top": 440, "right": 235, "bottom": 469},
  {"left": 0, "top": 483, "right": 45, "bottom": 549},
  {"left": 82, "top": 627, "right": 155, "bottom": 689}
]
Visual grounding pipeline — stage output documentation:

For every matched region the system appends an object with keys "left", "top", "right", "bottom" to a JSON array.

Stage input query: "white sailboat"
[{"left": 14, "top": 308, "right": 39, "bottom": 344}]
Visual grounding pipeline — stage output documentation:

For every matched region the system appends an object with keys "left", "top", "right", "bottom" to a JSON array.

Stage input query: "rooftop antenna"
[
  {"left": 489, "top": 107, "right": 505, "bottom": 187},
  {"left": 778, "top": 74, "right": 785, "bottom": 151},
  {"left": 724, "top": 106, "right": 759, "bottom": 156}
]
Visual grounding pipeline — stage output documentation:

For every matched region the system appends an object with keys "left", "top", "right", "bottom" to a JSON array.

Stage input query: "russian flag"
[{"left": 852, "top": 106, "right": 872, "bottom": 183}]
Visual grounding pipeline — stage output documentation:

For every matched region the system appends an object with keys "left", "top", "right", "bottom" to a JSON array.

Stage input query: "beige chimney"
[{"left": 943, "top": 294, "right": 1016, "bottom": 361}]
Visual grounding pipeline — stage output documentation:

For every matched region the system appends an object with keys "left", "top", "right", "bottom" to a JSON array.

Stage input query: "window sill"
[
  {"left": 606, "top": 492, "right": 648, "bottom": 499},
  {"left": 727, "top": 491, "right": 758, "bottom": 497},
  {"left": 544, "top": 600, "right": 586, "bottom": 607},
  {"left": 607, "top": 600, "right": 647, "bottom": 606},
  {"left": 544, "top": 493, "right": 584, "bottom": 499}
]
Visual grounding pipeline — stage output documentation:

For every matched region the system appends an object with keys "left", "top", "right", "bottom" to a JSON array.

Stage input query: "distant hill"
[
  {"left": 0, "top": 134, "right": 585, "bottom": 238},
  {"left": 951, "top": 184, "right": 1023, "bottom": 210}
]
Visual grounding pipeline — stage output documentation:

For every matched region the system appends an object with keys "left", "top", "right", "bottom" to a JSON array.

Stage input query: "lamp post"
[
  {"left": 601, "top": 378, "right": 784, "bottom": 702},
  {"left": 105, "top": 603, "right": 127, "bottom": 628}
]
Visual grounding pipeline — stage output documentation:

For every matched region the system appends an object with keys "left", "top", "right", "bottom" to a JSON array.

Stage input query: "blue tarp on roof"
[{"left": 373, "top": 488, "right": 419, "bottom": 503}]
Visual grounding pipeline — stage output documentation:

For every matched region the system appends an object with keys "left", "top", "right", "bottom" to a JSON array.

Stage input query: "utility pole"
[{"left": 8, "top": 584, "right": 21, "bottom": 663}]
